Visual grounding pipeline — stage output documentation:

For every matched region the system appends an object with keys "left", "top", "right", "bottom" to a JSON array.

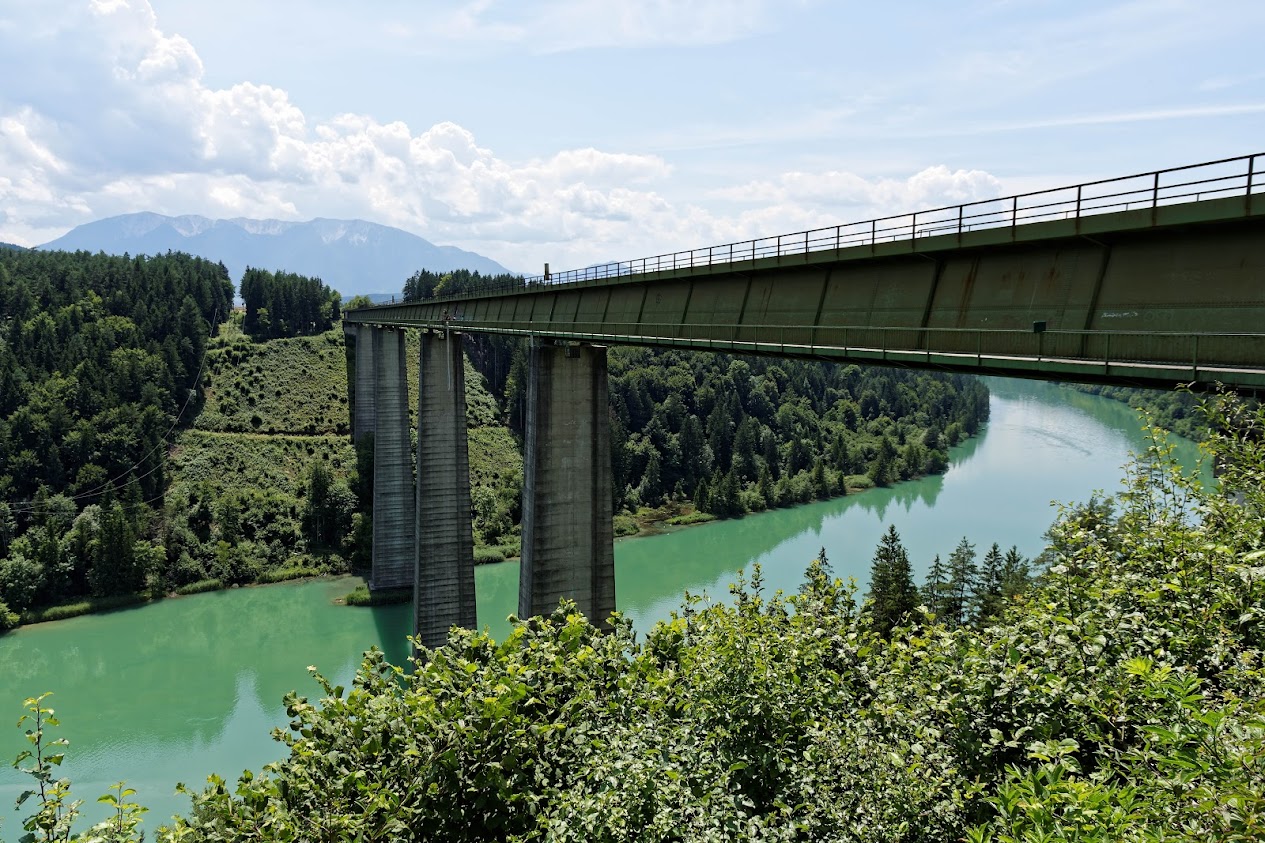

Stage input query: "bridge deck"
[{"left": 347, "top": 155, "right": 1265, "bottom": 392}]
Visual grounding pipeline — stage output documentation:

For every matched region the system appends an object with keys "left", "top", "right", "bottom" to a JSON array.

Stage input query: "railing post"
[
  {"left": 870, "top": 219, "right": 876, "bottom": 246},
  {"left": 835, "top": 225, "right": 840, "bottom": 251},
  {"left": 1247, "top": 156, "right": 1256, "bottom": 214},
  {"left": 957, "top": 204, "right": 963, "bottom": 236},
  {"left": 1075, "top": 185, "right": 1082, "bottom": 219},
  {"left": 804, "top": 230, "right": 809, "bottom": 256},
  {"left": 911, "top": 212, "right": 918, "bottom": 245},
  {"left": 1011, "top": 196, "right": 1018, "bottom": 229},
  {"left": 1152, "top": 172, "right": 1160, "bottom": 208}
]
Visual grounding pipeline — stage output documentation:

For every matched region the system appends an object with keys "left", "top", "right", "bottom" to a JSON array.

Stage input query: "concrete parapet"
[
  {"left": 371, "top": 327, "right": 415, "bottom": 590},
  {"left": 414, "top": 331, "right": 477, "bottom": 648},
  {"left": 519, "top": 341, "right": 616, "bottom": 624}
]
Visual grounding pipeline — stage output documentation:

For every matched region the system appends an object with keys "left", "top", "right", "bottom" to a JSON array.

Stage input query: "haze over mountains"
[{"left": 37, "top": 213, "right": 514, "bottom": 297}]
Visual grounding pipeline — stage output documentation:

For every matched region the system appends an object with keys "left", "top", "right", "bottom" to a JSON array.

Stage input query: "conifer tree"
[
  {"left": 1000, "top": 545, "right": 1032, "bottom": 601},
  {"left": 945, "top": 536, "right": 977, "bottom": 626},
  {"left": 922, "top": 553, "right": 949, "bottom": 619},
  {"left": 973, "top": 542, "right": 1006, "bottom": 625},
  {"left": 867, "top": 524, "right": 918, "bottom": 636}
]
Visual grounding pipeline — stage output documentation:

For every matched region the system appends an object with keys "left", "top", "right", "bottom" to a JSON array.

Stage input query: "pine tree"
[
  {"left": 945, "top": 536, "right": 977, "bottom": 626},
  {"left": 973, "top": 542, "right": 1005, "bottom": 625},
  {"left": 867, "top": 524, "right": 918, "bottom": 636},
  {"left": 1001, "top": 545, "right": 1032, "bottom": 602},
  {"left": 922, "top": 553, "right": 949, "bottom": 619}
]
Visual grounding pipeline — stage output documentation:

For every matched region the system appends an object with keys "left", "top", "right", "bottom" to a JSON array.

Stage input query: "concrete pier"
[
  {"left": 371, "top": 327, "right": 415, "bottom": 590},
  {"left": 519, "top": 341, "right": 616, "bottom": 624},
  {"left": 414, "top": 331, "right": 477, "bottom": 648},
  {"left": 351, "top": 324, "right": 377, "bottom": 444}
]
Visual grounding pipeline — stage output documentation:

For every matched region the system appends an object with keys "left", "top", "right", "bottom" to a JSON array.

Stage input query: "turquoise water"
[{"left": 0, "top": 379, "right": 1203, "bottom": 836}]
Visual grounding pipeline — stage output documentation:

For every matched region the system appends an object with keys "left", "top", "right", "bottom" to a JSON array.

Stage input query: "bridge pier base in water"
[
  {"left": 414, "top": 331, "right": 477, "bottom": 648},
  {"left": 371, "top": 327, "right": 415, "bottom": 590},
  {"left": 519, "top": 340, "right": 616, "bottom": 624}
]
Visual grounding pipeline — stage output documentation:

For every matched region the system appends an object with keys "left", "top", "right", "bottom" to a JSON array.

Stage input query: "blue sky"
[{"left": 1, "top": 0, "right": 1262, "bottom": 272}]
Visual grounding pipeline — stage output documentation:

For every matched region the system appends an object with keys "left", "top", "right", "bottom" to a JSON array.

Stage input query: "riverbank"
[{"left": 0, "top": 380, "right": 1209, "bottom": 835}]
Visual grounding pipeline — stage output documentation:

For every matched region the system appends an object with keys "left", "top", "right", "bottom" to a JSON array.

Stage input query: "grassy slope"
[{"left": 170, "top": 318, "right": 521, "bottom": 542}]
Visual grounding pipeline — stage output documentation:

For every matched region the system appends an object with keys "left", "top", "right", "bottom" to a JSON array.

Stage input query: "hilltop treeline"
[
  {"left": 0, "top": 250, "right": 232, "bottom": 621},
  {"left": 403, "top": 268, "right": 523, "bottom": 301},
  {"left": 21, "top": 393, "right": 1256, "bottom": 840},
  {"left": 240, "top": 267, "right": 342, "bottom": 339}
]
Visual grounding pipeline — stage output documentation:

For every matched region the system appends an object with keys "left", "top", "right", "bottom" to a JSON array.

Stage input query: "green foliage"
[
  {"left": 866, "top": 525, "right": 919, "bottom": 635},
  {"left": 239, "top": 266, "right": 341, "bottom": 340},
  {"left": 473, "top": 547, "right": 505, "bottom": 564},
  {"left": 0, "top": 598, "right": 18, "bottom": 631},
  {"left": 20, "top": 594, "right": 149, "bottom": 624},
  {"left": 0, "top": 249, "right": 230, "bottom": 624},
  {"left": 11, "top": 693, "right": 146, "bottom": 842},
  {"left": 174, "top": 578, "right": 222, "bottom": 596},
  {"left": 600, "top": 350, "right": 987, "bottom": 517},
  {"left": 133, "top": 391, "right": 1265, "bottom": 841},
  {"left": 342, "top": 584, "right": 411, "bottom": 607},
  {"left": 1065, "top": 382, "right": 1212, "bottom": 441},
  {"left": 402, "top": 268, "right": 523, "bottom": 302}
]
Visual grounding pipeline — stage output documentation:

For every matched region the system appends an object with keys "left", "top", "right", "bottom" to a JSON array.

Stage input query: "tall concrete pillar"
[
  {"left": 519, "top": 341, "right": 616, "bottom": 624},
  {"left": 371, "top": 327, "right": 414, "bottom": 590},
  {"left": 414, "top": 331, "right": 477, "bottom": 648},
  {"left": 352, "top": 324, "right": 377, "bottom": 445}
]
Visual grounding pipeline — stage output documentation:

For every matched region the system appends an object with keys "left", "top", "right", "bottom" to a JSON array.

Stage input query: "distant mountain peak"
[{"left": 37, "top": 212, "right": 514, "bottom": 296}]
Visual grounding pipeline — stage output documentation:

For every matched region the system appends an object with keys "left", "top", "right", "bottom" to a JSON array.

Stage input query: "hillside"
[
  {"left": 39, "top": 213, "right": 513, "bottom": 297},
  {"left": 169, "top": 317, "right": 523, "bottom": 562}
]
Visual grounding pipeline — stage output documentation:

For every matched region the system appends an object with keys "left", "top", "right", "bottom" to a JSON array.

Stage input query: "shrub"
[
  {"left": 473, "top": 547, "right": 505, "bottom": 565},
  {"left": 175, "top": 579, "right": 223, "bottom": 596},
  {"left": 0, "top": 599, "right": 18, "bottom": 631}
]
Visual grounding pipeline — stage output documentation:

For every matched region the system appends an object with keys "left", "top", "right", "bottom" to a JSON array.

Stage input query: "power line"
[{"left": 5, "top": 307, "right": 220, "bottom": 516}]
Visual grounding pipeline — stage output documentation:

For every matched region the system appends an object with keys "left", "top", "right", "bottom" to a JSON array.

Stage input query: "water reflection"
[{"left": 0, "top": 378, "right": 1206, "bottom": 838}]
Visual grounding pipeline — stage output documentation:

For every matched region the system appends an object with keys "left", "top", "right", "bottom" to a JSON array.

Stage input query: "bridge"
[{"left": 343, "top": 153, "right": 1265, "bottom": 647}]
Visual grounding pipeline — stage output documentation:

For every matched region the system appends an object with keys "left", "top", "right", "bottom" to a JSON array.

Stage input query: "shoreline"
[{"left": 5, "top": 432, "right": 990, "bottom": 631}]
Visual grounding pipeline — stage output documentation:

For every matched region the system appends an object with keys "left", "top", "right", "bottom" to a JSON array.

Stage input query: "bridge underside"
[{"left": 349, "top": 196, "right": 1265, "bottom": 393}]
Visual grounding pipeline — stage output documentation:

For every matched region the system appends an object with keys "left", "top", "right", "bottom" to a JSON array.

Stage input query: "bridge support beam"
[
  {"left": 414, "top": 331, "right": 476, "bottom": 648},
  {"left": 350, "top": 323, "right": 377, "bottom": 444},
  {"left": 519, "top": 341, "right": 616, "bottom": 624},
  {"left": 371, "top": 327, "right": 415, "bottom": 590}
]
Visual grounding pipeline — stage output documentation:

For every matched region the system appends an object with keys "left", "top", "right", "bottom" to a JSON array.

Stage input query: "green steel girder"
[{"left": 347, "top": 195, "right": 1265, "bottom": 393}]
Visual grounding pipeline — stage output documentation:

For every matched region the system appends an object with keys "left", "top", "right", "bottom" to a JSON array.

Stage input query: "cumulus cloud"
[{"left": 0, "top": 0, "right": 1004, "bottom": 272}]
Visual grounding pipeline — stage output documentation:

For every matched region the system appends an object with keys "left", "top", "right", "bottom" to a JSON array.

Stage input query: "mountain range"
[{"left": 37, "top": 213, "right": 514, "bottom": 297}]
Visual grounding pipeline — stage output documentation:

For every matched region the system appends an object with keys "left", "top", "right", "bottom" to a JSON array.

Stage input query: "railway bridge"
[{"left": 344, "top": 154, "right": 1265, "bottom": 647}]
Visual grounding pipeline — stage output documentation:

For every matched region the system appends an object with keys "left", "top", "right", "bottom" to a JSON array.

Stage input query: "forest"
[
  {"left": 10, "top": 393, "right": 1263, "bottom": 841},
  {"left": 0, "top": 250, "right": 232, "bottom": 626},
  {"left": 1, "top": 253, "right": 987, "bottom": 632},
  {"left": 239, "top": 266, "right": 342, "bottom": 339}
]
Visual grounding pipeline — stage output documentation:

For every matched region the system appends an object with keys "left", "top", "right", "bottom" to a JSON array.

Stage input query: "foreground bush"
[{"left": 10, "top": 394, "right": 1265, "bottom": 841}]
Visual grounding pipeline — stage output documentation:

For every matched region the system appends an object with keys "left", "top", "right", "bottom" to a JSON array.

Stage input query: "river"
[{"left": 0, "top": 378, "right": 1204, "bottom": 836}]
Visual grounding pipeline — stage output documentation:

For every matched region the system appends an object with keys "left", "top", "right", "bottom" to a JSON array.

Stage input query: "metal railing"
[{"left": 365, "top": 153, "right": 1262, "bottom": 305}]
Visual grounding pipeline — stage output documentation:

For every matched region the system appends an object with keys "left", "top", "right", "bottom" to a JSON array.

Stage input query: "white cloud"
[
  {"left": 403, "top": 0, "right": 802, "bottom": 55},
  {"left": 0, "top": 0, "right": 1010, "bottom": 272}
]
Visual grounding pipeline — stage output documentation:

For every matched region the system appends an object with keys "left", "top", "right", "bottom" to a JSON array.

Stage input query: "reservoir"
[{"left": 0, "top": 378, "right": 1204, "bottom": 835}]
